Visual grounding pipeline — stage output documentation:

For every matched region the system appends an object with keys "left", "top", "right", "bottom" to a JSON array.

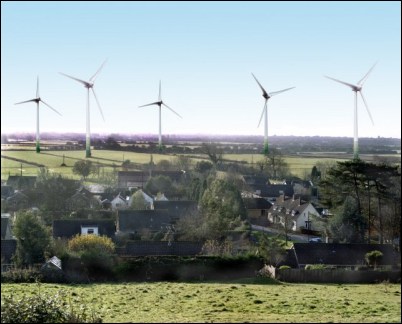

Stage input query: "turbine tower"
[
  {"left": 325, "top": 62, "right": 376, "bottom": 160},
  {"left": 139, "top": 81, "right": 182, "bottom": 150},
  {"left": 15, "top": 76, "right": 62, "bottom": 153},
  {"left": 60, "top": 59, "right": 107, "bottom": 158},
  {"left": 251, "top": 73, "right": 295, "bottom": 155}
]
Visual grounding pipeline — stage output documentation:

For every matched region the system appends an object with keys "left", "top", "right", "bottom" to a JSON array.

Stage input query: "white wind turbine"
[
  {"left": 139, "top": 81, "right": 182, "bottom": 150},
  {"left": 252, "top": 73, "right": 295, "bottom": 155},
  {"left": 59, "top": 59, "right": 107, "bottom": 158},
  {"left": 15, "top": 76, "right": 62, "bottom": 153},
  {"left": 325, "top": 62, "right": 376, "bottom": 160}
]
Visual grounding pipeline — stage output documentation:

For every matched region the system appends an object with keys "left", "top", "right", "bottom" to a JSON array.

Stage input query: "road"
[{"left": 251, "top": 224, "right": 315, "bottom": 243}]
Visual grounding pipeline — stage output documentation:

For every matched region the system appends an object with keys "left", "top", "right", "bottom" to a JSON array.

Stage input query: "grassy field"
[
  {"left": 1, "top": 149, "right": 342, "bottom": 180},
  {"left": 2, "top": 147, "right": 400, "bottom": 180},
  {"left": 1, "top": 281, "right": 400, "bottom": 323}
]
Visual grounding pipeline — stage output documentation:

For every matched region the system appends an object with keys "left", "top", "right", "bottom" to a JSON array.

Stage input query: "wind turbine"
[
  {"left": 15, "top": 76, "right": 62, "bottom": 153},
  {"left": 251, "top": 73, "right": 295, "bottom": 155},
  {"left": 59, "top": 59, "right": 107, "bottom": 158},
  {"left": 139, "top": 81, "right": 182, "bottom": 150},
  {"left": 324, "top": 62, "right": 376, "bottom": 160}
]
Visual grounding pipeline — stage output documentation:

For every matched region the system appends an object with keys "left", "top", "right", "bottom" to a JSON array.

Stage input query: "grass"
[
  {"left": 1, "top": 281, "right": 400, "bottom": 322},
  {"left": 2, "top": 147, "right": 400, "bottom": 180}
]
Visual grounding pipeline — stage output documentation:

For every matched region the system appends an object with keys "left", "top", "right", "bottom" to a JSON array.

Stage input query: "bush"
[
  {"left": 68, "top": 235, "right": 115, "bottom": 254},
  {"left": 305, "top": 264, "right": 327, "bottom": 270},
  {"left": 1, "top": 285, "right": 102, "bottom": 323},
  {"left": 1, "top": 267, "right": 42, "bottom": 283},
  {"left": 279, "top": 265, "right": 291, "bottom": 270}
]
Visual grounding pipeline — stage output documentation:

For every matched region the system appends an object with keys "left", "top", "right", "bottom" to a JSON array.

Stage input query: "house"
[
  {"left": 117, "top": 210, "right": 172, "bottom": 236},
  {"left": 288, "top": 243, "right": 400, "bottom": 269},
  {"left": 6, "top": 175, "right": 37, "bottom": 190},
  {"left": 1, "top": 215, "right": 13, "bottom": 240},
  {"left": 1, "top": 239, "right": 17, "bottom": 264},
  {"left": 111, "top": 193, "right": 129, "bottom": 210},
  {"left": 267, "top": 194, "right": 321, "bottom": 232},
  {"left": 1, "top": 185, "right": 14, "bottom": 199},
  {"left": 66, "top": 187, "right": 101, "bottom": 211},
  {"left": 242, "top": 197, "right": 273, "bottom": 227},
  {"left": 6, "top": 190, "right": 29, "bottom": 211},
  {"left": 52, "top": 219, "right": 116, "bottom": 239},
  {"left": 242, "top": 175, "right": 271, "bottom": 186},
  {"left": 153, "top": 200, "right": 198, "bottom": 222},
  {"left": 118, "top": 170, "right": 185, "bottom": 189},
  {"left": 247, "top": 184, "right": 294, "bottom": 202}
]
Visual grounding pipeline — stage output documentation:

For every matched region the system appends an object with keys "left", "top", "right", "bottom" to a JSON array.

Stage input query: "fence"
[{"left": 277, "top": 268, "right": 401, "bottom": 283}]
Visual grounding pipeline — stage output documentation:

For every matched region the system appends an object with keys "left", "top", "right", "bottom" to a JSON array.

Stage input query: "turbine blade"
[
  {"left": 89, "top": 59, "right": 108, "bottom": 83},
  {"left": 162, "top": 103, "right": 182, "bottom": 118},
  {"left": 269, "top": 87, "right": 295, "bottom": 97},
  {"left": 251, "top": 73, "right": 269, "bottom": 97},
  {"left": 36, "top": 76, "right": 40, "bottom": 98},
  {"left": 158, "top": 81, "right": 162, "bottom": 101},
  {"left": 15, "top": 99, "right": 37, "bottom": 105},
  {"left": 257, "top": 100, "right": 267, "bottom": 127},
  {"left": 357, "top": 61, "right": 377, "bottom": 86},
  {"left": 324, "top": 75, "right": 357, "bottom": 89},
  {"left": 40, "top": 99, "right": 62, "bottom": 116},
  {"left": 59, "top": 72, "right": 89, "bottom": 87},
  {"left": 359, "top": 91, "right": 374, "bottom": 126},
  {"left": 91, "top": 88, "right": 105, "bottom": 121},
  {"left": 139, "top": 102, "right": 160, "bottom": 108}
]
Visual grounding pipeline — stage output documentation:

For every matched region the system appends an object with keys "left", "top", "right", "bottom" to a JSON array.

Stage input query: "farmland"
[
  {"left": 2, "top": 148, "right": 395, "bottom": 181},
  {"left": 1, "top": 134, "right": 400, "bottom": 181},
  {"left": 1, "top": 281, "right": 400, "bottom": 322}
]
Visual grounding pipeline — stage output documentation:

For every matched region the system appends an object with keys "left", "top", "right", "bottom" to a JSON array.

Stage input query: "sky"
[{"left": 1, "top": 1, "right": 401, "bottom": 139}]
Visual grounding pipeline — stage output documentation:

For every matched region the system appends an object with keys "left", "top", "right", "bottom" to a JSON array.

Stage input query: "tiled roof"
[
  {"left": 117, "top": 210, "right": 172, "bottom": 233},
  {"left": 243, "top": 198, "right": 272, "bottom": 210},
  {"left": 52, "top": 219, "right": 115, "bottom": 238}
]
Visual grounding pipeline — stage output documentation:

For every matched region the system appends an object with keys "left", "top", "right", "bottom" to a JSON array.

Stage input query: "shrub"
[
  {"left": 0, "top": 285, "right": 102, "bottom": 323},
  {"left": 365, "top": 250, "right": 383, "bottom": 269},
  {"left": 279, "top": 265, "right": 291, "bottom": 270},
  {"left": 305, "top": 264, "right": 327, "bottom": 270},
  {"left": 1, "top": 267, "right": 42, "bottom": 283},
  {"left": 68, "top": 235, "right": 115, "bottom": 254}
]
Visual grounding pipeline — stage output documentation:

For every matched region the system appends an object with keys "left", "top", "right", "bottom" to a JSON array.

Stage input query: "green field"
[
  {"left": 2, "top": 148, "right": 400, "bottom": 180},
  {"left": 1, "top": 281, "right": 400, "bottom": 322}
]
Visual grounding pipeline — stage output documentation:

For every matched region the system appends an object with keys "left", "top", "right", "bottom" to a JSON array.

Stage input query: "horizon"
[
  {"left": 2, "top": 131, "right": 400, "bottom": 140},
  {"left": 1, "top": 1, "right": 401, "bottom": 139}
]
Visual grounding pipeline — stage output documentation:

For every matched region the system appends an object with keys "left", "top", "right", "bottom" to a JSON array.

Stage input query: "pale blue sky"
[{"left": 1, "top": 1, "right": 401, "bottom": 138}]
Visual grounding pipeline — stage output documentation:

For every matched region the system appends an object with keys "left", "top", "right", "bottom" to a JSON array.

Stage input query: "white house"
[
  {"left": 111, "top": 193, "right": 128, "bottom": 211},
  {"left": 267, "top": 195, "right": 321, "bottom": 232}
]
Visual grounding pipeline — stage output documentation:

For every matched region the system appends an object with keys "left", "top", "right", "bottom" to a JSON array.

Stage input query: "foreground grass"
[{"left": 2, "top": 281, "right": 400, "bottom": 323}]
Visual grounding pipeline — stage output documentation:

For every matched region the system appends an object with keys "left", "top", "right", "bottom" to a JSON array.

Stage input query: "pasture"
[
  {"left": 1, "top": 281, "right": 400, "bottom": 322},
  {"left": 1, "top": 149, "right": 342, "bottom": 180},
  {"left": 1, "top": 145, "right": 399, "bottom": 181}
]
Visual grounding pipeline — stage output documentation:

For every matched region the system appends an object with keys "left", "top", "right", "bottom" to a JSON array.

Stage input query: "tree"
[
  {"left": 195, "top": 160, "right": 213, "bottom": 174},
  {"left": 319, "top": 160, "right": 400, "bottom": 244},
  {"left": 174, "top": 155, "right": 192, "bottom": 172},
  {"left": 144, "top": 175, "right": 175, "bottom": 196},
  {"left": 34, "top": 168, "right": 79, "bottom": 217},
  {"left": 156, "top": 159, "right": 172, "bottom": 171},
  {"left": 311, "top": 166, "right": 321, "bottom": 181},
  {"left": 200, "top": 179, "right": 247, "bottom": 239},
  {"left": 255, "top": 233, "right": 287, "bottom": 267},
  {"left": 13, "top": 210, "right": 51, "bottom": 267},
  {"left": 328, "top": 196, "right": 366, "bottom": 243},
  {"left": 365, "top": 250, "right": 383, "bottom": 269},
  {"left": 129, "top": 190, "right": 149, "bottom": 210},
  {"left": 201, "top": 143, "right": 223, "bottom": 167},
  {"left": 260, "top": 148, "right": 290, "bottom": 180},
  {"left": 72, "top": 160, "right": 96, "bottom": 180}
]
